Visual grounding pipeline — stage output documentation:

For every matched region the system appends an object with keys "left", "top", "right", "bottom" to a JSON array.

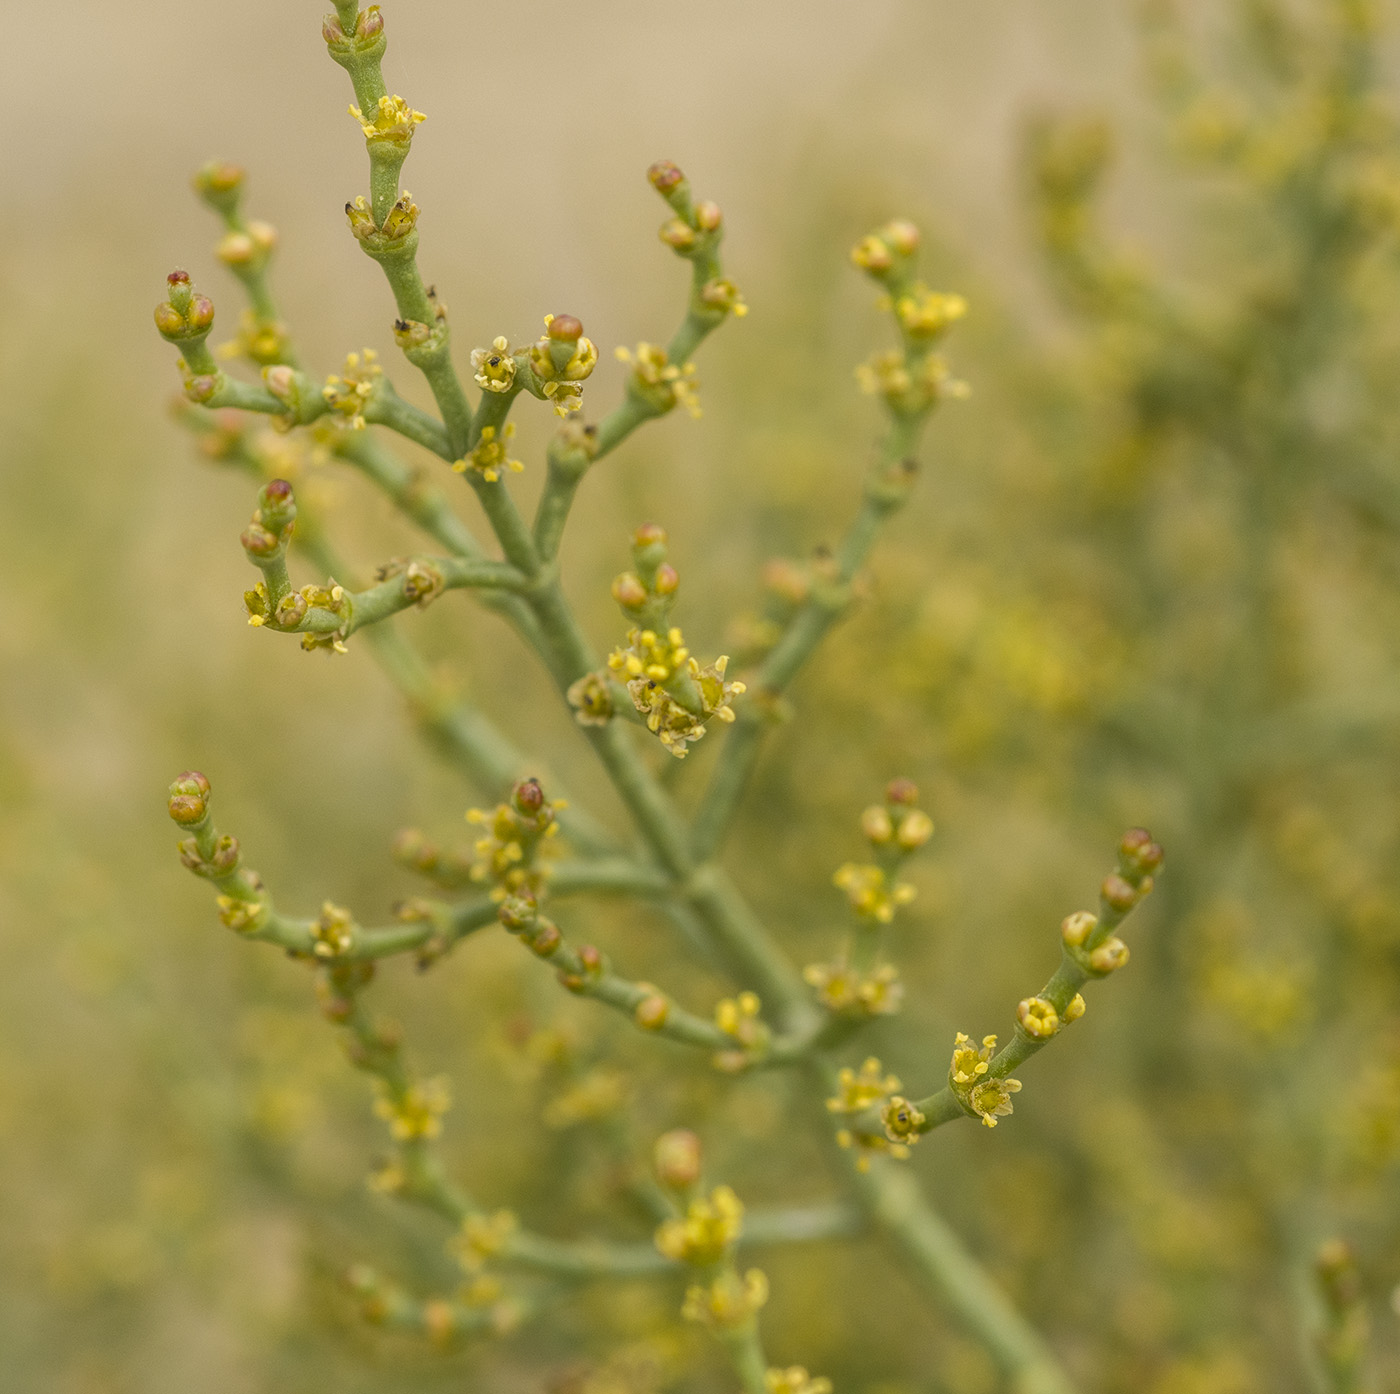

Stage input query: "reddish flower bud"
[
  {"left": 648, "top": 160, "right": 685, "bottom": 193},
  {"left": 512, "top": 777, "right": 546, "bottom": 816},
  {"left": 547, "top": 313, "right": 583, "bottom": 343},
  {"left": 653, "top": 1128, "right": 703, "bottom": 1189}
]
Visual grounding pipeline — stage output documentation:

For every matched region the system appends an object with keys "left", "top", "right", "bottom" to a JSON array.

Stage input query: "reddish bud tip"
[
  {"left": 647, "top": 160, "right": 685, "bottom": 193},
  {"left": 885, "top": 777, "right": 919, "bottom": 807},
  {"left": 633, "top": 523, "right": 668, "bottom": 549},
  {"left": 167, "top": 269, "right": 191, "bottom": 286},
  {"left": 547, "top": 313, "right": 583, "bottom": 343},
  {"left": 654, "top": 563, "right": 680, "bottom": 596},
  {"left": 694, "top": 200, "right": 723, "bottom": 232},
  {"left": 512, "top": 777, "right": 546, "bottom": 816},
  {"left": 263, "top": 478, "right": 294, "bottom": 504},
  {"left": 611, "top": 572, "right": 648, "bottom": 610},
  {"left": 1100, "top": 874, "right": 1139, "bottom": 913}
]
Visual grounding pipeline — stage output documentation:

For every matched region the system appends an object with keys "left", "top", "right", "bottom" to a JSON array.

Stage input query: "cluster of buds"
[
  {"left": 855, "top": 348, "right": 967, "bottom": 415},
  {"left": 654, "top": 1185, "right": 744, "bottom": 1265},
  {"left": 615, "top": 342, "right": 701, "bottom": 419},
  {"left": 322, "top": 4, "right": 385, "bottom": 52},
  {"left": 827, "top": 1057, "right": 913, "bottom": 1168},
  {"left": 948, "top": 1032, "right": 1023, "bottom": 1128},
  {"left": 648, "top": 159, "right": 747, "bottom": 321},
  {"left": 1058, "top": 827, "right": 1162, "bottom": 977},
  {"left": 497, "top": 893, "right": 565, "bottom": 961},
  {"left": 713, "top": 991, "right": 770, "bottom": 1071},
  {"left": 392, "top": 829, "right": 475, "bottom": 889},
  {"left": 1016, "top": 992, "right": 1084, "bottom": 1041},
  {"left": 765, "top": 1368, "right": 832, "bottom": 1394},
  {"left": 603, "top": 527, "right": 744, "bottom": 757},
  {"left": 153, "top": 269, "right": 215, "bottom": 346},
  {"left": 832, "top": 778, "right": 929, "bottom": 923},
  {"left": 312, "top": 900, "right": 356, "bottom": 958},
  {"left": 525, "top": 314, "right": 598, "bottom": 416},
  {"left": 464, "top": 778, "right": 565, "bottom": 901}
]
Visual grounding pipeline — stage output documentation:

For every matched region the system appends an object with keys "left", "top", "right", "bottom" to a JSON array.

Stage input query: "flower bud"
[
  {"left": 861, "top": 805, "right": 894, "bottom": 844},
  {"left": 193, "top": 160, "right": 244, "bottom": 203},
  {"left": 611, "top": 572, "right": 648, "bottom": 610},
  {"left": 1063, "top": 993, "right": 1086, "bottom": 1022},
  {"left": 1060, "top": 911, "right": 1097, "bottom": 947},
  {"left": 1119, "top": 827, "right": 1164, "bottom": 878},
  {"left": 633, "top": 523, "right": 668, "bottom": 549},
  {"left": 659, "top": 217, "right": 696, "bottom": 251},
  {"left": 885, "top": 777, "right": 918, "bottom": 807},
  {"left": 1016, "top": 996, "right": 1060, "bottom": 1039},
  {"left": 653, "top": 563, "right": 680, "bottom": 597},
  {"left": 694, "top": 200, "right": 722, "bottom": 232},
  {"left": 896, "top": 808, "right": 934, "bottom": 850},
  {"left": 851, "top": 235, "right": 892, "bottom": 275},
  {"left": 546, "top": 313, "right": 583, "bottom": 343},
  {"left": 1087, "top": 937, "right": 1129, "bottom": 974},
  {"left": 241, "top": 522, "right": 280, "bottom": 558},
  {"left": 217, "top": 231, "right": 256, "bottom": 266},
  {"left": 883, "top": 219, "right": 920, "bottom": 256},
  {"left": 258, "top": 478, "right": 297, "bottom": 533},
  {"left": 168, "top": 771, "right": 211, "bottom": 825},
  {"left": 634, "top": 989, "right": 670, "bottom": 1030},
  {"left": 1100, "top": 874, "right": 1139, "bottom": 913},
  {"left": 274, "top": 591, "right": 308, "bottom": 627},
  {"left": 512, "top": 777, "right": 545, "bottom": 816},
  {"left": 527, "top": 920, "right": 562, "bottom": 957},
  {"left": 653, "top": 1128, "right": 703, "bottom": 1189},
  {"left": 648, "top": 160, "right": 686, "bottom": 194},
  {"left": 498, "top": 894, "right": 538, "bottom": 933}
]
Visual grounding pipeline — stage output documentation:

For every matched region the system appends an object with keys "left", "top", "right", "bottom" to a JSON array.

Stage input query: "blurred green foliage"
[{"left": 3, "top": 1, "right": 1400, "bottom": 1392}]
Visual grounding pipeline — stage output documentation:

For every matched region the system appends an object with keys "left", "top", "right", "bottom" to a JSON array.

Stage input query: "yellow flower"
[
  {"left": 1016, "top": 996, "right": 1060, "bottom": 1039},
  {"left": 713, "top": 991, "right": 769, "bottom": 1069},
  {"left": 374, "top": 1076, "right": 451, "bottom": 1140},
  {"left": 322, "top": 348, "right": 382, "bottom": 429},
  {"left": 682, "top": 1269, "right": 769, "bottom": 1329},
  {"left": 949, "top": 1031, "right": 996, "bottom": 1087},
  {"left": 654, "top": 1185, "right": 744, "bottom": 1265},
  {"left": 471, "top": 336, "right": 516, "bottom": 393},
  {"left": 312, "top": 900, "right": 354, "bottom": 957},
  {"left": 826, "top": 1057, "right": 901, "bottom": 1114},
  {"left": 832, "top": 862, "right": 915, "bottom": 923},
  {"left": 765, "top": 1368, "right": 832, "bottom": 1394},
  {"left": 893, "top": 285, "right": 967, "bottom": 339},
  {"left": 804, "top": 960, "right": 904, "bottom": 1016},
  {"left": 453, "top": 423, "right": 522, "bottom": 483},
  {"left": 968, "top": 1076, "right": 1022, "bottom": 1128},
  {"left": 616, "top": 342, "right": 702, "bottom": 418},
  {"left": 349, "top": 93, "right": 426, "bottom": 143},
  {"left": 881, "top": 1094, "right": 926, "bottom": 1144},
  {"left": 565, "top": 670, "right": 615, "bottom": 727}
]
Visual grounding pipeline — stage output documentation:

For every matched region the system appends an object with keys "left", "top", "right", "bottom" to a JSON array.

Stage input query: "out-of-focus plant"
[{"left": 152, "top": 5, "right": 1170, "bottom": 1392}]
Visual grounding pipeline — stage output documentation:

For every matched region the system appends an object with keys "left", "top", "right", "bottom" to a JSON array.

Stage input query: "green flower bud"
[
  {"left": 168, "top": 771, "right": 211, "bottom": 825},
  {"left": 653, "top": 1128, "right": 703, "bottom": 1190}
]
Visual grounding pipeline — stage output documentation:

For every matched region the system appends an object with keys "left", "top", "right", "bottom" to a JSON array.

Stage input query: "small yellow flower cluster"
[
  {"left": 765, "top": 1367, "right": 832, "bottom": 1394},
  {"left": 464, "top": 779, "right": 565, "bottom": 901},
  {"left": 699, "top": 276, "right": 749, "bottom": 318},
  {"left": 374, "top": 1075, "right": 451, "bottom": 1140},
  {"left": 452, "top": 1210, "right": 517, "bottom": 1272},
  {"left": 803, "top": 959, "right": 903, "bottom": 1016},
  {"left": 541, "top": 1067, "right": 628, "bottom": 1129},
  {"left": 616, "top": 342, "right": 702, "bottom": 418},
  {"left": 349, "top": 93, "right": 426, "bottom": 143},
  {"left": 529, "top": 316, "right": 598, "bottom": 416},
  {"left": 322, "top": 348, "right": 382, "bottom": 429},
  {"left": 892, "top": 286, "right": 967, "bottom": 340},
  {"left": 1016, "top": 996, "right": 1061, "bottom": 1040},
  {"left": 855, "top": 348, "right": 968, "bottom": 415},
  {"left": 311, "top": 900, "right": 355, "bottom": 957},
  {"left": 654, "top": 1185, "right": 744, "bottom": 1265},
  {"left": 608, "top": 628, "right": 745, "bottom": 758},
  {"left": 713, "top": 991, "right": 770, "bottom": 1071},
  {"left": 345, "top": 191, "right": 419, "bottom": 243},
  {"left": 832, "top": 863, "right": 916, "bottom": 924},
  {"left": 374, "top": 557, "right": 446, "bottom": 610},
  {"left": 216, "top": 894, "right": 268, "bottom": 933},
  {"left": 453, "top": 423, "right": 522, "bottom": 483},
  {"left": 825, "top": 1057, "right": 917, "bottom": 1168},
  {"left": 217, "top": 307, "right": 289, "bottom": 366},
  {"left": 948, "top": 1033, "right": 1023, "bottom": 1128},
  {"left": 682, "top": 1268, "right": 769, "bottom": 1330},
  {"left": 470, "top": 336, "right": 516, "bottom": 393}
]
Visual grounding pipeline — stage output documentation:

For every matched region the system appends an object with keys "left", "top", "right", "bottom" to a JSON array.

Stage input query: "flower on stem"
[
  {"left": 713, "top": 991, "right": 769, "bottom": 1071},
  {"left": 1016, "top": 996, "right": 1060, "bottom": 1040},
  {"left": 803, "top": 958, "right": 904, "bottom": 1016},
  {"left": 880, "top": 1095, "right": 926, "bottom": 1146},
  {"left": 565, "top": 670, "right": 615, "bottom": 727},
  {"left": 892, "top": 286, "right": 967, "bottom": 340},
  {"left": 949, "top": 1031, "right": 995, "bottom": 1088},
  {"left": 766, "top": 1367, "right": 833, "bottom": 1394},
  {"left": 682, "top": 1269, "right": 769, "bottom": 1329},
  {"left": 654, "top": 1185, "right": 744, "bottom": 1264},
  {"left": 346, "top": 192, "right": 419, "bottom": 243},
  {"left": 313, "top": 900, "right": 355, "bottom": 958},
  {"left": 465, "top": 779, "right": 565, "bottom": 901},
  {"left": 217, "top": 309, "right": 291, "bottom": 367},
  {"left": 827, "top": 1058, "right": 917, "bottom": 1167},
  {"left": 855, "top": 349, "right": 967, "bottom": 415},
  {"left": 375, "top": 557, "right": 447, "bottom": 609},
  {"left": 453, "top": 423, "right": 522, "bottom": 483},
  {"left": 541, "top": 1067, "right": 628, "bottom": 1128},
  {"left": 968, "top": 1076, "right": 1022, "bottom": 1128},
  {"left": 349, "top": 94, "right": 426, "bottom": 144},
  {"left": 528, "top": 315, "right": 597, "bottom": 416},
  {"left": 699, "top": 276, "right": 748, "bottom": 318},
  {"left": 471, "top": 336, "right": 517, "bottom": 393},
  {"left": 833, "top": 863, "right": 915, "bottom": 924},
  {"left": 653, "top": 1129, "right": 703, "bottom": 1192},
  {"left": 452, "top": 1210, "right": 517, "bottom": 1272},
  {"left": 322, "top": 348, "right": 382, "bottom": 428},
  {"left": 615, "top": 343, "right": 701, "bottom": 418},
  {"left": 374, "top": 1076, "right": 451, "bottom": 1140}
]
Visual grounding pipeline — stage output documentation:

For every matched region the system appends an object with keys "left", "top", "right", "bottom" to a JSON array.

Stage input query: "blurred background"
[{"left": 4, "top": 0, "right": 1400, "bottom": 1390}]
